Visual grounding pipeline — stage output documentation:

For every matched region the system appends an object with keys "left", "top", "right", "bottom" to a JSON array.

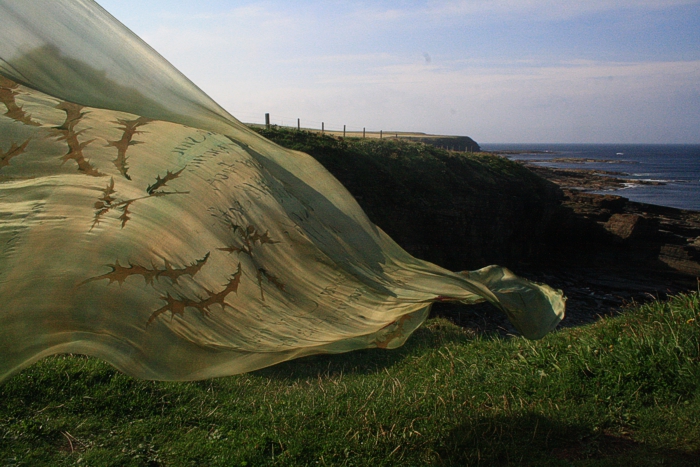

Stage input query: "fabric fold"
[{"left": 0, "top": 0, "right": 564, "bottom": 383}]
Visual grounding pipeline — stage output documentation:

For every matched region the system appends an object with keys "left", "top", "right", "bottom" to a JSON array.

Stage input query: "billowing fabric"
[{"left": 0, "top": 0, "right": 565, "bottom": 382}]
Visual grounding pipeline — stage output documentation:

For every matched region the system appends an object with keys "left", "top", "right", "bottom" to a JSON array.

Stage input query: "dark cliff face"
[
  {"left": 254, "top": 127, "right": 562, "bottom": 271},
  {"left": 253, "top": 127, "right": 700, "bottom": 280},
  {"left": 252, "top": 127, "right": 700, "bottom": 332},
  {"left": 546, "top": 190, "right": 700, "bottom": 277}
]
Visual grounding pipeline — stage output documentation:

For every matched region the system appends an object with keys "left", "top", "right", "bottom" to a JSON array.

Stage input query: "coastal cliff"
[
  {"left": 398, "top": 135, "right": 480, "bottom": 152},
  {"left": 254, "top": 127, "right": 700, "bottom": 330},
  {"left": 254, "top": 127, "right": 560, "bottom": 271}
]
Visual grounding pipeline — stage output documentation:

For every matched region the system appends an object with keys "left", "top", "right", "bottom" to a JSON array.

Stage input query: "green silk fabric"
[{"left": 0, "top": 0, "right": 565, "bottom": 382}]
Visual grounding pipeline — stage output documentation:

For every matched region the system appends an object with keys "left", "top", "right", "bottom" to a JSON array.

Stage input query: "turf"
[{"left": 2, "top": 293, "right": 699, "bottom": 466}]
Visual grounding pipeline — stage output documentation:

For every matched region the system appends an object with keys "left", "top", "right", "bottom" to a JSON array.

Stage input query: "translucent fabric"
[{"left": 0, "top": 0, "right": 565, "bottom": 382}]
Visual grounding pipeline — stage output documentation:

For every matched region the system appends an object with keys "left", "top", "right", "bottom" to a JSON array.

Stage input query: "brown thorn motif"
[
  {"left": 0, "top": 76, "right": 41, "bottom": 126},
  {"left": 91, "top": 178, "right": 189, "bottom": 230},
  {"left": 107, "top": 116, "right": 152, "bottom": 180},
  {"left": 0, "top": 139, "right": 30, "bottom": 171},
  {"left": 92, "top": 178, "right": 117, "bottom": 229},
  {"left": 79, "top": 253, "right": 211, "bottom": 288},
  {"left": 53, "top": 102, "right": 102, "bottom": 176},
  {"left": 217, "top": 224, "right": 279, "bottom": 257},
  {"left": 147, "top": 262, "right": 242, "bottom": 325},
  {"left": 218, "top": 223, "right": 284, "bottom": 302},
  {"left": 147, "top": 167, "right": 185, "bottom": 195},
  {"left": 118, "top": 200, "right": 134, "bottom": 228}
]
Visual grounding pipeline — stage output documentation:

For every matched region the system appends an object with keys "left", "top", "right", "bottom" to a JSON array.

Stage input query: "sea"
[{"left": 481, "top": 144, "right": 700, "bottom": 212}]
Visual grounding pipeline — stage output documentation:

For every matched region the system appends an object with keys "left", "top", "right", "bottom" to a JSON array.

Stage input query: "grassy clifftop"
[
  {"left": 253, "top": 126, "right": 561, "bottom": 270},
  {"left": 3, "top": 291, "right": 699, "bottom": 465},
  {"left": 2, "top": 126, "right": 699, "bottom": 466}
]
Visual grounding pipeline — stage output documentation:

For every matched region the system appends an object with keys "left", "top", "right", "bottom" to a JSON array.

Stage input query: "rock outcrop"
[{"left": 546, "top": 189, "right": 700, "bottom": 276}]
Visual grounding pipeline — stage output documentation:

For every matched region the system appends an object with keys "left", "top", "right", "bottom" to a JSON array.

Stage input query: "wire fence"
[
  {"left": 229, "top": 111, "right": 478, "bottom": 152},
  {"left": 230, "top": 110, "right": 402, "bottom": 138}
]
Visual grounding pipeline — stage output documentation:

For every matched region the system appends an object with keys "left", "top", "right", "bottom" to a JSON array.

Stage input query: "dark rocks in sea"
[{"left": 516, "top": 169, "right": 700, "bottom": 331}]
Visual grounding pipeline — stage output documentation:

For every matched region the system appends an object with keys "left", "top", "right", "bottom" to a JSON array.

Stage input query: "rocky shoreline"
[
  {"left": 522, "top": 161, "right": 665, "bottom": 191},
  {"left": 433, "top": 161, "right": 700, "bottom": 335}
]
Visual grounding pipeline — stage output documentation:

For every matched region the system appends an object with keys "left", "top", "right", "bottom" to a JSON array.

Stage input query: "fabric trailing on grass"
[{"left": 0, "top": 0, "right": 565, "bottom": 382}]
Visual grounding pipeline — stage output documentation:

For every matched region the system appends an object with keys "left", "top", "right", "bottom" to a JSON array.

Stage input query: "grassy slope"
[
  {"left": 251, "top": 127, "right": 559, "bottom": 270},
  {"left": 2, "top": 130, "right": 699, "bottom": 466},
  {"left": 1, "top": 294, "right": 699, "bottom": 466},
  {"left": 250, "top": 126, "right": 549, "bottom": 205}
]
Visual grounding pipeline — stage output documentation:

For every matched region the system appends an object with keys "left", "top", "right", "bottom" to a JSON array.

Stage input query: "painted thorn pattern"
[
  {"left": 108, "top": 116, "right": 152, "bottom": 180},
  {"left": 147, "top": 167, "right": 185, "bottom": 195},
  {"left": 0, "top": 76, "right": 41, "bottom": 126},
  {"left": 80, "top": 253, "right": 211, "bottom": 287},
  {"left": 54, "top": 102, "right": 102, "bottom": 177},
  {"left": 147, "top": 263, "right": 242, "bottom": 325},
  {"left": 0, "top": 139, "right": 30, "bottom": 171}
]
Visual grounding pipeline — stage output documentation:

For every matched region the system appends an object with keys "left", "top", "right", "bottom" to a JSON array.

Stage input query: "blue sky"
[{"left": 97, "top": 0, "right": 700, "bottom": 143}]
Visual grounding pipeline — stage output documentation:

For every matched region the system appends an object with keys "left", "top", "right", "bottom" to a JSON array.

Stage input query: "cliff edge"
[{"left": 254, "top": 126, "right": 700, "bottom": 332}]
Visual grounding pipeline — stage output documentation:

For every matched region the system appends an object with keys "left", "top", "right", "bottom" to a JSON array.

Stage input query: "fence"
[
  {"left": 232, "top": 112, "right": 478, "bottom": 152},
  {"left": 234, "top": 111, "right": 396, "bottom": 139}
]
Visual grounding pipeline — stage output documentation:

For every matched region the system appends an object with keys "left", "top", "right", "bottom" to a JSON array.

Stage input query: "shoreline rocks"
[
  {"left": 518, "top": 162, "right": 665, "bottom": 191},
  {"left": 435, "top": 162, "right": 700, "bottom": 335}
]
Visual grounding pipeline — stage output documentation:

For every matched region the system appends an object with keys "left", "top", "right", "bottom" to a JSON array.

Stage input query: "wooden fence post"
[
  {"left": 380, "top": 130, "right": 382, "bottom": 139},
  {"left": 322, "top": 122, "right": 324, "bottom": 134},
  {"left": 343, "top": 125, "right": 346, "bottom": 138},
  {"left": 297, "top": 118, "right": 300, "bottom": 130},
  {"left": 363, "top": 128, "right": 365, "bottom": 138},
  {"left": 265, "top": 113, "right": 270, "bottom": 129}
]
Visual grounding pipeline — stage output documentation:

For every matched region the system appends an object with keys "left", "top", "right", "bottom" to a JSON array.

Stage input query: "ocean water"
[{"left": 481, "top": 144, "right": 700, "bottom": 212}]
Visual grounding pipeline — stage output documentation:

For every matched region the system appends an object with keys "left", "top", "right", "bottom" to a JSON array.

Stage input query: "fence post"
[
  {"left": 363, "top": 128, "right": 365, "bottom": 138},
  {"left": 265, "top": 113, "right": 270, "bottom": 129},
  {"left": 297, "top": 118, "right": 300, "bottom": 131},
  {"left": 343, "top": 125, "right": 346, "bottom": 138},
  {"left": 380, "top": 130, "right": 382, "bottom": 139},
  {"left": 322, "top": 122, "right": 324, "bottom": 134}
]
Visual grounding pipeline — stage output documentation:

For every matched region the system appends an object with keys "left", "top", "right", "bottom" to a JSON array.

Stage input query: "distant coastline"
[{"left": 483, "top": 143, "right": 700, "bottom": 212}]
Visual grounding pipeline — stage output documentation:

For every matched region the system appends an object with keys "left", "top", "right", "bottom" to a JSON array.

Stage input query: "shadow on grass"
[
  {"left": 434, "top": 413, "right": 700, "bottom": 466},
  {"left": 254, "top": 316, "right": 493, "bottom": 381},
  {"left": 433, "top": 412, "right": 700, "bottom": 466},
  {"left": 430, "top": 301, "right": 522, "bottom": 337}
]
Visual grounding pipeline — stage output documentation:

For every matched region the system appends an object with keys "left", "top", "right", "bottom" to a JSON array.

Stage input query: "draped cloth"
[{"left": 0, "top": 0, "right": 565, "bottom": 382}]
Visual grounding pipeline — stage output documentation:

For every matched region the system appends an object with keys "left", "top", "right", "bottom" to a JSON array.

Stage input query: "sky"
[{"left": 96, "top": 0, "right": 700, "bottom": 144}]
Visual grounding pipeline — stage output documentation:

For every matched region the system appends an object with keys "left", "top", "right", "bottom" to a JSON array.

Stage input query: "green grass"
[
  {"left": 2, "top": 293, "right": 700, "bottom": 466},
  {"left": 251, "top": 126, "right": 552, "bottom": 203},
  {"left": 2, "top": 128, "right": 697, "bottom": 465}
]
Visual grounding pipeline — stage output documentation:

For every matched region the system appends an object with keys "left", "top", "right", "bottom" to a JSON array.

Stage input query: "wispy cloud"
[
  {"left": 219, "top": 57, "right": 700, "bottom": 142},
  {"left": 99, "top": 0, "right": 700, "bottom": 142},
  {"left": 357, "top": 0, "right": 700, "bottom": 23}
]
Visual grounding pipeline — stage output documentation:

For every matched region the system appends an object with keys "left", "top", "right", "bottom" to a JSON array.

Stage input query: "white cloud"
[
  {"left": 212, "top": 57, "right": 700, "bottom": 143},
  {"left": 98, "top": 0, "right": 700, "bottom": 143},
  {"left": 412, "top": 0, "right": 698, "bottom": 21}
]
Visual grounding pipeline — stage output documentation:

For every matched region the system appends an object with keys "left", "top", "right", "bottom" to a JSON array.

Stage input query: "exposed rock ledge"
[{"left": 436, "top": 163, "right": 700, "bottom": 335}]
